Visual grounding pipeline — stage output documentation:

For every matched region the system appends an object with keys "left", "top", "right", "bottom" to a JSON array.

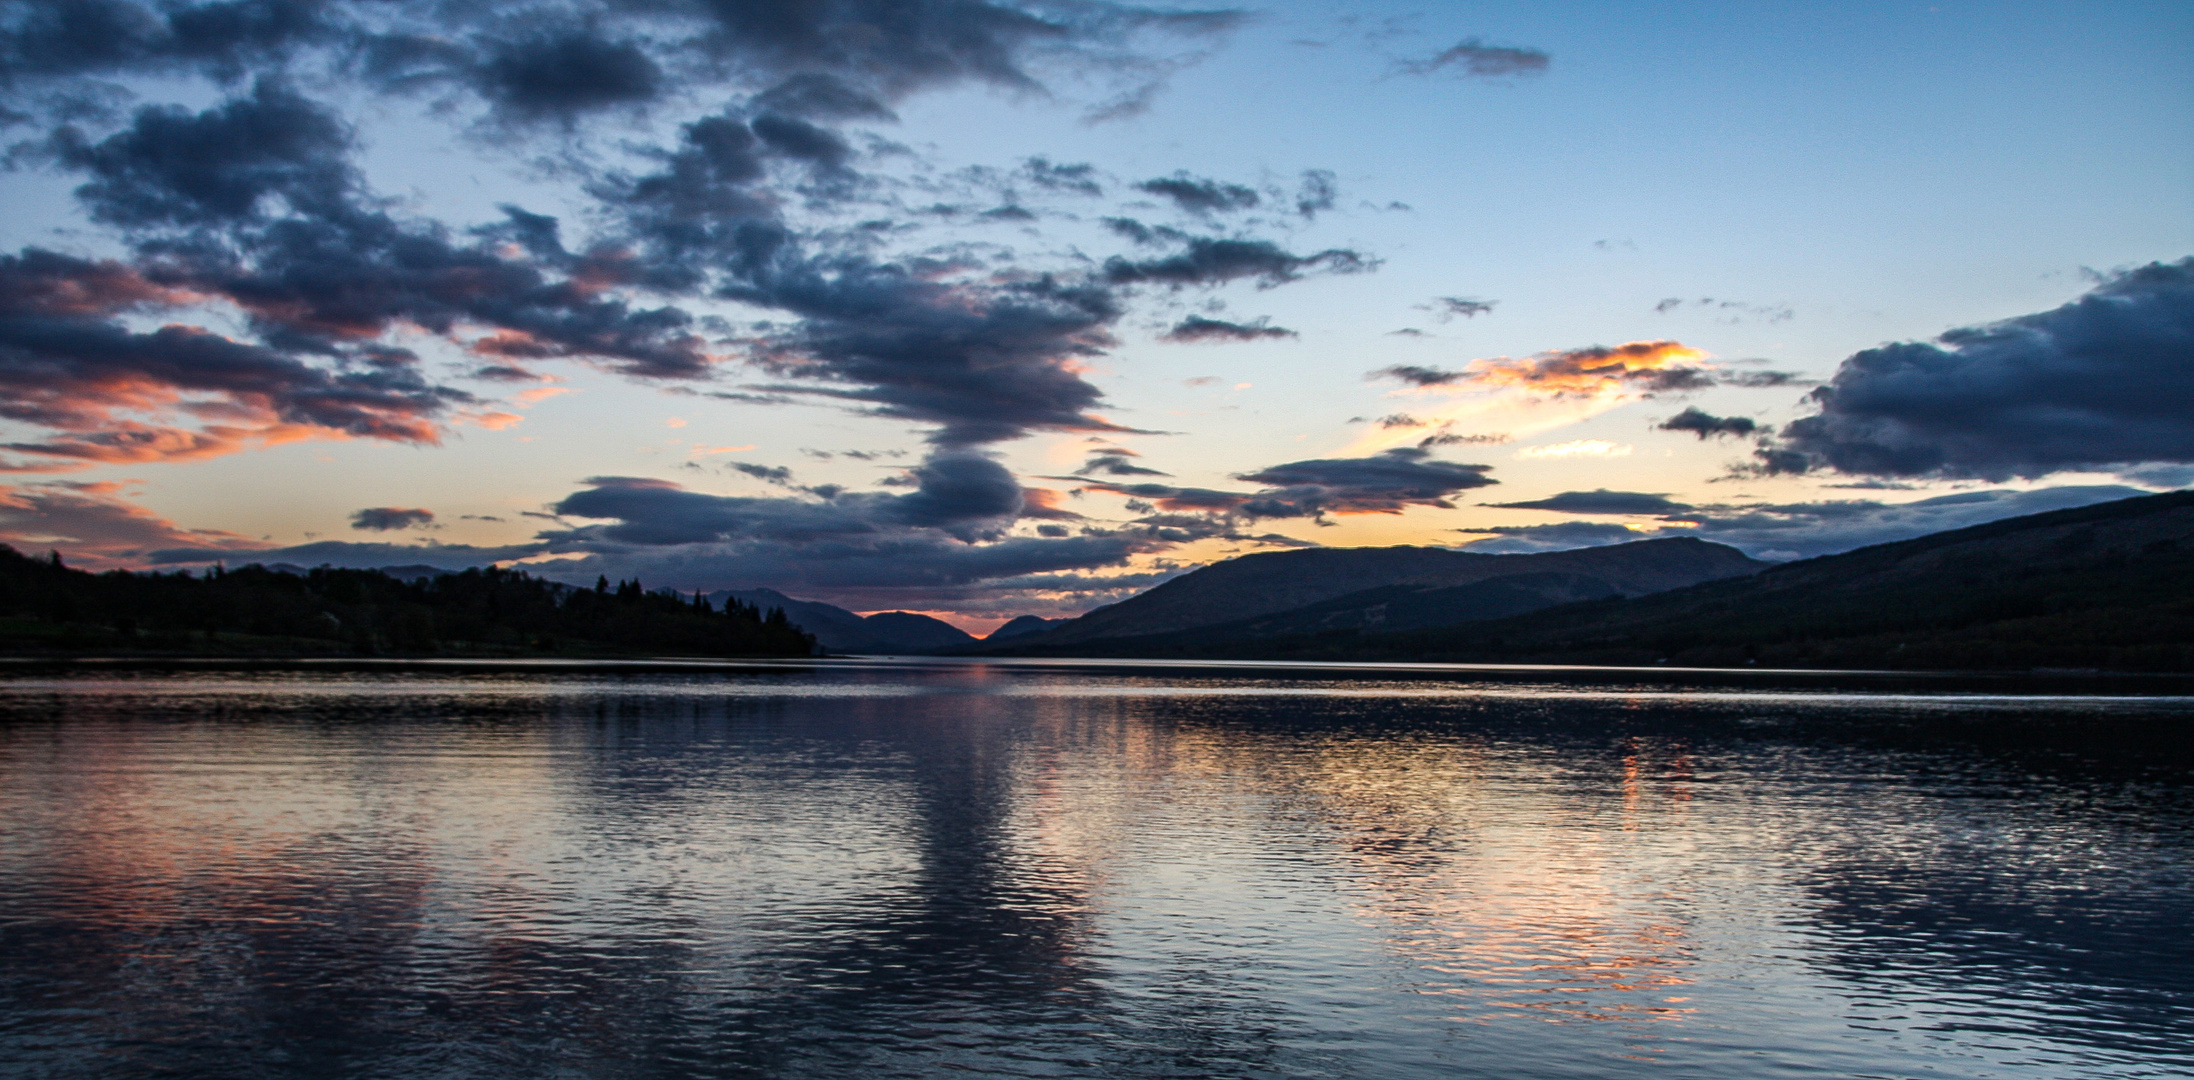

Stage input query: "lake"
[{"left": 2, "top": 659, "right": 2190, "bottom": 1079}]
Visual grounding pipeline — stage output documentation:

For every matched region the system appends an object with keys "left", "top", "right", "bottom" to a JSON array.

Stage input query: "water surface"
[{"left": 2, "top": 661, "right": 2190, "bottom": 1078}]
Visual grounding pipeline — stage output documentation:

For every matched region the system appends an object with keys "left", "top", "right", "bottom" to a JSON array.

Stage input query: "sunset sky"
[{"left": 0, "top": 0, "right": 2188, "bottom": 630}]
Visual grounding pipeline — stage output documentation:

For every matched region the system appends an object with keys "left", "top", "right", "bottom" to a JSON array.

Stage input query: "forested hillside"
[
  {"left": 0, "top": 548, "right": 814, "bottom": 658},
  {"left": 1096, "top": 491, "right": 2194, "bottom": 672}
]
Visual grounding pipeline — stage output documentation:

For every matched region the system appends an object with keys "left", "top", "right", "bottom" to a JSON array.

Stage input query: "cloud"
[
  {"left": 1668, "top": 486, "right": 2152, "bottom": 559},
  {"left": 727, "top": 461, "right": 798, "bottom": 487},
  {"left": 478, "top": 30, "right": 661, "bottom": 121},
  {"left": 0, "top": 480, "right": 263, "bottom": 567},
  {"left": 1295, "top": 169, "right": 1338, "bottom": 218},
  {"left": 1367, "top": 364, "right": 1466, "bottom": 387},
  {"left": 1103, "top": 238, "right": 1373, "bottom": 289},
  {"left": 1161, "top": 315, "right": 1296, "bottom": 342},
  {"left": 1458, "top": 484, "right": 2150, "bottom": 560},
  {"left": 0, "top": 0, "right": 1293, "bottom": 473},
  {"left": 557, "top": 453, "right": 1032, "bottom": 545},
  {"left": 1079, "top": 446, "right": 1496, "bottom": 521},
  {"left": 0, "top": 248, "right": 468, "bottom": 469},
  {"left": 1075, "top": 448, "right": 1169, "bottom": 477},
  {"left": 1514, "top": 440, "right": 1630, "bottom": 459},
  {"left": 1134, "top": 172, "right": 1260, "bottom": 214},
  {"left": 349, "top": 506, "right": 435, "bottom": 531},
  {"left": 1489, "top": 490, "right": 1694, "bottom": 515},
  {"left": 1459, "top": 341, "right": 1711, "bottom": 396},
  {"left": 51, "top": 77, "right": 356, "bottom": 228},
  {"left": 1404, "top": 38, "right": 1551, "bottom": 78},
  {"left": 524, "top": 458, "right": 1167, "bottom": 609},
  {"left": 750, "top": 74, "right": 897, "bottom": 122},
  {"left": 1455, "top": 521, "right": 1644, "bottom": 554},
  {"left": 1418, "top": 296, "right": 1495, "bottom": 320},
  {"left": 1657, "top": 407, "right": 1758, "bottom": 439},
  {"left": 1653, "top": 296, "right": 1793, "bottom": 323},
  {"left": 1368, "top": 347, "right": 1788, "bottom": 403},
  {"left": 1756, "top": 259, "right": 2194, "bottom": 480}
]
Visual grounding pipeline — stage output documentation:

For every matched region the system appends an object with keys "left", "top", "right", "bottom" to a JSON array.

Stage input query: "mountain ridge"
[
  {"left": 1034, "top": 490, "right": 2194, "bottom": 671},
  {"left": 1010, "top": 536, "right": 1770, "bottom": 648}
]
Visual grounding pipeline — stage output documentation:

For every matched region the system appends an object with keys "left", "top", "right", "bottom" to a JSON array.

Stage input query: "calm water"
[{"left": 2, "top": 660, "right": 2191, "bottom": 1079}]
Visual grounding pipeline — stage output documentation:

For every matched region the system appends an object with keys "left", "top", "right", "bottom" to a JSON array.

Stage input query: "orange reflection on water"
[{"left": 1285, "top": 731, "right": 1702, "bottom": 1026}]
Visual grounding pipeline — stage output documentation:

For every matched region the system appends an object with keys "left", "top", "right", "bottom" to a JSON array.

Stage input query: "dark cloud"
[
  {"left": 733, "top": 270, "right": 1134, "bottom": 447},
  {"left": 1758, "top": 259, "right": 2194, "bottom": 480},
  {"left": 1295, "top": 169, "right": 1337, "bottom": 218},
  {"left": 1074, "top": 448, "right": 1168, "bottom": 477},
  {"left": 1418, "top": 296, "right": 1495, "bottom": 320},
  {"left": 750, "top": 112, "right": 853, "bottom": 168},
  {"left": 51, "top": 77, "right": 354, "bottom": 228},
  {"left": 1080, "top": 446, "right": 1496, "bottom": 521},
  {"left": 1161, "top": 315, "right": 1296, "bottom": 342},
  {"left": 1021, "top": 157, "right": 1102, "bottom": 197},
  {"left": 0, "top": 0, "right": 339, "bottom": 85},
  {"left": 728, "top": 461, "right": 796, "bottom": 486},
  {"left": 0, "top": 0, "right": 1291, "bottom": 472},
  {"left": 750, "top": 74, "right": 896, "bottom": 121},
  {"left": 1657, "top": 407, "right": 1758, "bottom": 439},
  {"left": 1417, "top": 430, "right": 1507, "bottom": 447},
  {"left": 479, "top": 30, "right": 660, "bottom": 121},
  {"left": 1103, "top": 238, "right": 1372, "bottom": 289},
  {"left": 1489, "top": 490, "right": 1694, "bottom": 515},
  {"left": 349, "top": 506, "right": 434, "bottom": 531},
  {"left": 1405, "top": 38, "right": 1550, "bottom": 78},
  {"left": 556, "top": 453, "right": 1029, "bottom": 545},
  {"left": 1720, "top": 370, "right": 1810, "bottom": 388},
  {"left": 1368, "top": 364, "right": 1463, "bottom": 386},
  {"left": 1134, "top": 172, "right": 1259, "bottom": 214}
]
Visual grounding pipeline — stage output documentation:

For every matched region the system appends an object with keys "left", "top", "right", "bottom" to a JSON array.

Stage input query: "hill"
[
  {"left": 1074, "top": 490, "right": 2194, "bottom": 671},
  {"left": 987, "top": 615, "right": 1065, "bottom": 641},
  {"left": 1002, "top": 537, "right": 1769, "bottom": 649},
  {"left": 716, "top": 588, "right": 973, "bottom": 653}
]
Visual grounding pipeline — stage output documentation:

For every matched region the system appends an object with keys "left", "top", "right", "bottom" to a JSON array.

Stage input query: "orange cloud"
[
  {"left": 6, "top": 422, "right": 345, "bottom": 468},
  {"left": 0, "top": 482, "right": 266, "bottom": 568},
  {"left": 1464, "top": 341, "right": 1710, "bottom": 397}
]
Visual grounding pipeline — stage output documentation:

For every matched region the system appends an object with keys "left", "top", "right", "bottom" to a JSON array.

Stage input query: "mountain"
[
  {"left": 987, "top": 615, "right": 1064, "bottom": 641},
  {"left": 1111, "top": 490, "right": 2194, "bottom": 672},
  {"left": 858, "top": 611, "right": 977, "bottom": 651},
  {"left": 715, "top": 588, "right": 974, "bottom": 653},
  {"left": 1011, "top": 537, "right": 1768, "bottom": 649}
]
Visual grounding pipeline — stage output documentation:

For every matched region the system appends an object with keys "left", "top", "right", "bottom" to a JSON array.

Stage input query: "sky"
[{"left": 0, "top": 0, "right": 2188, "bottom": 632}]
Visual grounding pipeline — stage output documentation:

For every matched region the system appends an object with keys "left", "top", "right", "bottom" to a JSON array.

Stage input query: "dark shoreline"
[{"left": 3, "top": 652, "right": 2192, "bottom": 696}]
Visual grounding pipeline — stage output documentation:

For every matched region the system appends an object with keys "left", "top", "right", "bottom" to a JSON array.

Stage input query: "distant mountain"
[
  {"left": 715, "top": 588, "right": 975, "bottom": 653},
  {"left": 1008, "top": 537, "right": 1768, "bottom": 650},
  {"left": 987, "top": 615, "right": 1064, "bottom": 641},
  {"left": 858, "top": 611, "right": 977, "bottom": 651},
  {"left": 1104, "top": 490, "right": 2194, "bottom": 672},
  {"left": 373, "top": 564, "right": 450, "bottom": 583}
]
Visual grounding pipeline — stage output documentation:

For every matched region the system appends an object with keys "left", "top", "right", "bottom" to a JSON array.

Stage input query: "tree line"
[{"left": 0, "top": 545, "right": 815, "bottom": 657}]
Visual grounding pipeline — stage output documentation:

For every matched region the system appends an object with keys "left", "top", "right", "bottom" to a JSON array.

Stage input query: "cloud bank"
[{"left": 1758, "top": 259, "right": 2194, "bottom": 480}]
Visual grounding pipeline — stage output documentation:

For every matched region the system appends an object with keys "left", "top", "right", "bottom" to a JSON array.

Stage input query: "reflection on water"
[{"left": 1, "top": 663, "right": 2191, "bottom": 1079}]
